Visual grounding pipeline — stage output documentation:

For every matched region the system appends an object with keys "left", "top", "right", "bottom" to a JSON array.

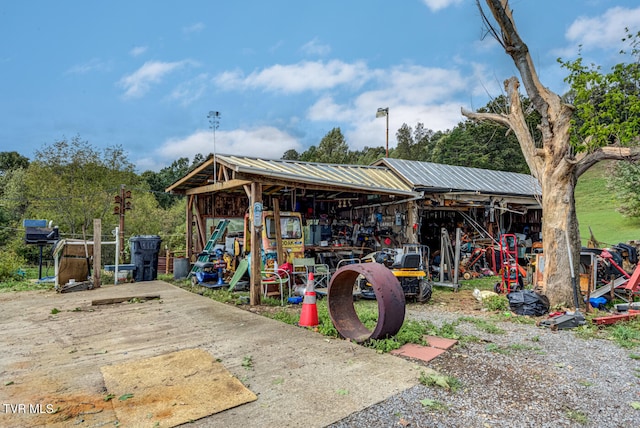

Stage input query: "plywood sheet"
[{"left": 101, "top": 348, "right": 257, "bottom": 427}]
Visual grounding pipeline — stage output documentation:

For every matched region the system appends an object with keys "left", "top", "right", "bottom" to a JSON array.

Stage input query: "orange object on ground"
[{"left": 299, "top": 273, "right": 318, "bottom": 327}]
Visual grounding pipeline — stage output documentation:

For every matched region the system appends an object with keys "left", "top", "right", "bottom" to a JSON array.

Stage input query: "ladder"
[{"left": 188, "top": 219, "right": 230, "bottom": 278}]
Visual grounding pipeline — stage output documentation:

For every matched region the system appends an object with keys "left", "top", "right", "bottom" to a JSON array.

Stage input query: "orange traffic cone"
[{"left": 299, "top": 272, "right": 318, "bottom": 327}]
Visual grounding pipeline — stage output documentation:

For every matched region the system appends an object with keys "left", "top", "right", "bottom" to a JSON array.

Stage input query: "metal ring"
[{"left": 327, "top": 263, "right": 405, "bottom": 343}]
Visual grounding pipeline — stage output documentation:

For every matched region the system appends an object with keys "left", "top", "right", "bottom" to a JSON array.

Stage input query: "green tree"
[
  {"left": 430, "top": 125, "right": 488, "bottom": 167},
  {"left": 0, "top": 152, "right": 29, "bottom": 248},
  {"left": 0, "top": 151, "right": 29, "bottom": 176},
  {"left": 141, "top": 157, "right": 190, "bottom": 209},
  {"left": 315, "top": 128, "right": 350, "bottom": 164},
  {"left": 282, "top": 149, "right": 300, "bottom": 160},
  {"left": 299, "top": 145, "right": 319, "bottom": 162},
  {"left": 23, "top": 136, "right": 142, "bottom": 237},
  {"left": 393, "top": 124, "right": 416, "bottom": 159},
  {"left": 351, "top": 146, "right": 386, "bottom": 165},
  {"left": 462, "top": 2, "right": 640, "bottom": 306}
]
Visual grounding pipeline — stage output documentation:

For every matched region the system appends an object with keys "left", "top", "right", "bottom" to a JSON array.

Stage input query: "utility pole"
[
  {"left": 208, "top": 111, "right": 221, "bottom": 183},
  {"left": 113, "top": 184, "right": 132, "bottom": 261},
  {"left": 376, "top": 107, "right": 389, "bottom": 157}
]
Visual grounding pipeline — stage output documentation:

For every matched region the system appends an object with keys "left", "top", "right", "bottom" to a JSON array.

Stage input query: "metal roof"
[
  {"left": 376, "top": 158, "right": 541, "bottom": 197},
  {"left": 166, "top": 154, "right": 417, "bottom": 196}
]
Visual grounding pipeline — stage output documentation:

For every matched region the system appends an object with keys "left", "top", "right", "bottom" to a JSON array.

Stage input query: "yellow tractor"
[{"left": 359, "top": 245, "right": 432, "bottom": 303}]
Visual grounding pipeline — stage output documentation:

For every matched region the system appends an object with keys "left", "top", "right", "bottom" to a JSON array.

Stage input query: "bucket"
[{"left": 173, "top": 257, "right": 190, "bottom": 280}]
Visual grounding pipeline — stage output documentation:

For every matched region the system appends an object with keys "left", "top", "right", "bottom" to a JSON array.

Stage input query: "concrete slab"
[
  {"left": 390, "top": 344, "right": 447, "bottom": 363},
  {"left": 424, "top": 335, "right": 458, "bottom": 350},
  {"left": 0, "top": 281, "right": 420, "bottom": 427}
]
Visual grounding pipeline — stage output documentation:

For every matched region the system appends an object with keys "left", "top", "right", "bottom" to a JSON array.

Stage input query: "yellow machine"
[
  {"left": 243, "top": 210, "right": 305, "bottom": 269},
  {"left": 359, "top": 245, "right": 432, "bottom": 303}
]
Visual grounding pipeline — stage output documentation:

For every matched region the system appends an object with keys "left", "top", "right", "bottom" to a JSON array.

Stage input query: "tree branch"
[
  {"left": 460, "top": 108, "right": 511, "bottom": 128},
  {"left": 575, "top": 146, "right": 640, "bottom": 178}
]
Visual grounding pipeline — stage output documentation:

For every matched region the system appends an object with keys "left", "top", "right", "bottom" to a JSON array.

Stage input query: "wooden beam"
[
  {"left": 185, "top": 179, "right": 252, "bottom": 195},
  {"left": 194, "top": 199, "right": 206, "bottom": 253},
  {"left": 187, "top": 195, "right": 194, "bottom": 260},
  {"left": 250, "top": 182, "right": 263, "bottom": 306},
  {"left": 165, "top": 157, "right": 214, "bottom": 193},
  {"left": 273, "top": 198, "right": 284, "bottom": 266}
]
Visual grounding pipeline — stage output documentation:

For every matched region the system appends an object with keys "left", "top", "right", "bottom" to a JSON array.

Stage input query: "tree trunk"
[
  {"left": 463, "top": 0, "right": 640, "bottom": 307},
  {"left": 539, "top": 162, "right": 580, "bottom": 307}
]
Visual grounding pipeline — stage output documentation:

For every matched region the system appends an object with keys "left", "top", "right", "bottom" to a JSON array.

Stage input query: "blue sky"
[{"left": 1, "top": 0, "right": 639, "bottom": 172}]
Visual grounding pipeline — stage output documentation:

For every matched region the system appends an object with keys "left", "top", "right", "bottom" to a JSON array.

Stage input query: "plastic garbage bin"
[
  {"left": 173, "top": 257, "right": 190, "bottom": 280},
  {"left": 130, "top": 235, "right": 162, "bottom": 282}
]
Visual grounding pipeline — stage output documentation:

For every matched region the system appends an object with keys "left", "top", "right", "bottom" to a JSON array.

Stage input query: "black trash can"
[{"left": 130, "top": 235, "right": 162, "bottom": 282}]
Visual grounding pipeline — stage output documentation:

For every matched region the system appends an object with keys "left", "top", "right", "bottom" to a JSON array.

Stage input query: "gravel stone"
[{"left": 328, "top": 306, "right": 640, "bottom": 428}]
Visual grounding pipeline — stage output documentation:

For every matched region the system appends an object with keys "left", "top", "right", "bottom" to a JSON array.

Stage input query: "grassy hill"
[{"left": 575, "top": 161, "right": 640, "bottom": 247}]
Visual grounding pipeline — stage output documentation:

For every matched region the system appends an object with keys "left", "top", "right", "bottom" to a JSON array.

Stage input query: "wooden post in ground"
[
  {"left": 93, "top": 219, "right": 101, "bottom": 288},
  {"left": 250, "top": 182, "right": 263, "bottom": 305}
]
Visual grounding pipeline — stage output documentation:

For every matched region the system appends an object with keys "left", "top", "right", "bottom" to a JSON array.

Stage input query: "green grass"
[
  {"left": 419, "top": 371, "right": 462, "bottom": 392},
  {"left": 575, "top": 161, "right": 640, "bottom": 246}
]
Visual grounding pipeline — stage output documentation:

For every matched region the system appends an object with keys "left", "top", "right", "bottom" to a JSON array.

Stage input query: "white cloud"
[
  {"left": 155, "top": 127, "right": 302, "bottom": 163},
  {"left": 183, "top": 22, "right": 205, "bottom": 34},
  {"left": 421, "top": 0, "right": 463, "bottom": 12},
  {"left": 565, "top": 6, "right": 640, "bottom": 51},
  {"left": 118, "top": 60, "right": 194, "bottom": 99},
  {"left": 307, "top": 96, "right": 355, "bottom": 122},
  {"left": 300, "top": 38, "right": 331, "bottom": 56},
  {"left": 347, "top": 102, "right": 464, "bottom": 151},
  {"left": 130, "top": 46, "right": 148, "bottom": 57},
  {"left": 65, "top": 58, "right": 111, "bottom": 75},
  {"left": 305, "top": 64, "right": 470, "bottom": 150},
  {"left": 215, "top": 60, "right": 371, "bottom": 93},
  {"left": 168, "top": 73, "right": 209, "bottom": 106}
]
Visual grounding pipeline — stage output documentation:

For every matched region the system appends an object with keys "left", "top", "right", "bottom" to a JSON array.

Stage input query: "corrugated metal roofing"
[
  {"left": 166, "top": 154, "right": 416, "bottom": 196},
  {"left": 377, "top": 158, "right": 541, "bottom": 196},
  {"left": 218, "top": 154, "right": 415, "bottom": 195}
]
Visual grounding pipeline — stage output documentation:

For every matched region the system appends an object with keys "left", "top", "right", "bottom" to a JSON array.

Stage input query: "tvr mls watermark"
[{"left": 2, "top": 403, "right": 56, "bottom": 414}]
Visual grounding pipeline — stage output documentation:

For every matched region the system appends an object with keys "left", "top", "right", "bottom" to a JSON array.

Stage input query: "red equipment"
[{"left": 494, "top": 234, "right": 524, "bottom": 294}]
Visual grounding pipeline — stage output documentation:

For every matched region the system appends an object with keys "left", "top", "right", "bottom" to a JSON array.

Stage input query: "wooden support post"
[
  {"left": 194, "top": 202, "right": 206, "bottom": 253},
  {"left": 250, "top": 182, "right": 263, "bottom": 306},
  {"left": 186, "top": 195, "right": 194, "bottom": 261},
  {"left": 273, "top": 198, "right": 284, "bottom": 266},
  {"left": 93, "top": 219, "right": 101, "bottom": 288}
]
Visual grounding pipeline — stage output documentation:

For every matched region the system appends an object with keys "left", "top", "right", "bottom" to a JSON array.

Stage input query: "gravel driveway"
[{"left": 328, "top": 306, "right": 640, "bottom": 428}]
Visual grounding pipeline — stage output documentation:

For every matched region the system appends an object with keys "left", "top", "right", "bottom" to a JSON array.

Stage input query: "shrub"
[{"left": 0, "top": 249, "right": 25, "bottom": 281}]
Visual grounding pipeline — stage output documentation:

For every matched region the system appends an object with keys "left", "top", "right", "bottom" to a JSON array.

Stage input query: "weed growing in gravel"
[
  {"left": 419, "top": 371, "right": 461, "bottom": 392},
  {"left": 577, "top": 379, "right": 593, "bottom": 387},
  {"left": 419, "top": 398, "right": 448, "bottom": 411},
  {"left": 565, "top": 409, "right": 589, "bottom": 425},
  {"left": 573, "top": 323, "right": 600, "bottom": 340},
  {"left": 458, "top": 316, "right": 505, "bottom": 334},
  {"left": 482, "top": 295, "right": 509, "bottom": 311},
  {"left": 607, "top": 321, "right": 640, "bottom": 348},
  {"left": 630, "top": 353, "right": 640, "bottom": 360},
  {"left": 491, "top": 311, "right": 536, "bottom": 324}
]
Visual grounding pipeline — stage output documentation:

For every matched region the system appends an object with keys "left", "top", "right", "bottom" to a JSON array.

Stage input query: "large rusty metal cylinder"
[{"left": 327, "top": 263, "right": 405, "bottom": 343}]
